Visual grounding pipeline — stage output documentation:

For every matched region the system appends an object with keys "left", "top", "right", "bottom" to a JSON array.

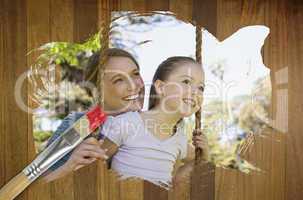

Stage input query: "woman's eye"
[
  {"left": 113, "top": 78, "right": 123, "bottom": 84},
  {"left": 134, "top": 71, "right": 140, "bottom": 76}
]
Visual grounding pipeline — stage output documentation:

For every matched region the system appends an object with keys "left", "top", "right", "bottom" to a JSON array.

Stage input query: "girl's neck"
[{"left": 142, "top": 104, "right": 182, "bottom": 136}]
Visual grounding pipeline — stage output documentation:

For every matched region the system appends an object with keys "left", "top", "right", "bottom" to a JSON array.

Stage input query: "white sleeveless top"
[{"left": 101, "top": 111, "right": 188, "bottom": 189}]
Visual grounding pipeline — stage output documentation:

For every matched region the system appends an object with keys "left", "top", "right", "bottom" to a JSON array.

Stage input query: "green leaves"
[{"left": 35, "top": 32, "right": 101, "bottom": 69}]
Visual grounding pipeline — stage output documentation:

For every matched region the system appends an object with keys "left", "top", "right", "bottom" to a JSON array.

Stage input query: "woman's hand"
[
  {"left": 192, "top": 134, "right": 210, "bottom": 161},
  {"left": 63, "top": 137, "right": 108, "bottom": 172},
  {"left": 42, "top": 137, "right": 108, "bottom": 183}
]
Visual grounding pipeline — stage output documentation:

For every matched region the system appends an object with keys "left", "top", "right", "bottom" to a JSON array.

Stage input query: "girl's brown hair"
[{"left": 148, "top": 56, "right": 197, "bottom": 110}]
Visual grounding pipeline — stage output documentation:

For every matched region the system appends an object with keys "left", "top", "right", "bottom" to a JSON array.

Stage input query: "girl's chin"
[{"left": 179, "top": 107, "right": 197, "bottom": 117}]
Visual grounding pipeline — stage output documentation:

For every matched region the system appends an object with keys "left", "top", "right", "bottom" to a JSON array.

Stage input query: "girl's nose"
[{"left": 191, "top": 86, "right": 199, "bottom": 95}]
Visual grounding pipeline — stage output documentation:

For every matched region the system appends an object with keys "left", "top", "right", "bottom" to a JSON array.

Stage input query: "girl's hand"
[
  {"left": 192, "top": 134, "right": 209, "bottom": 160},
  {"left": 63, "top": 137, "right": 108, "bottom": 172},
  {"left": 173, "top": 161, "right": 194, "bottom": 187}
]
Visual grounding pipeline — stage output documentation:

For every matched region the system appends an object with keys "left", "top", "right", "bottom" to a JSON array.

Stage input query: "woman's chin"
[{"left": 123, "top": 100, "right": 142, "bottom": 112}]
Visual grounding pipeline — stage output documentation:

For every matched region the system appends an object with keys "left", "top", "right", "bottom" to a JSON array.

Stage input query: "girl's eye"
[
  {"left": 182, "top": 79, "right": 191, "bottom": 85},
  {"left": 199, "top": 86, "right": 205, "bottom": 92}
]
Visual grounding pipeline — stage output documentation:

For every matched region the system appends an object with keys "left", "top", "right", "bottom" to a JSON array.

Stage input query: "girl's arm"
[{"left": 173, "top": 134, "right": 209, "bottom": 186}]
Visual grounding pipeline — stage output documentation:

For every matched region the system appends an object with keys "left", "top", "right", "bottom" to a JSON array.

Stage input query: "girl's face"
[
  {"left": 102, "top": 56, "right": 145, "bottom": 115},
  {"left": 157, "top": 62, "right": 204, "bottom": 117}
]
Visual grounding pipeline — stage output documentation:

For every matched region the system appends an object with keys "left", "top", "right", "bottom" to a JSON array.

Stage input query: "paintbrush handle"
[{"left": 0, "top": 172, "right": 31, "bottom": 200}]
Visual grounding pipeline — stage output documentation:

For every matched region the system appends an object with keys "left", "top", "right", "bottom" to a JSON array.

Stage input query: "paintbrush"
[{"left": 0, "top": 106, "right": 107, "bottom": 200}]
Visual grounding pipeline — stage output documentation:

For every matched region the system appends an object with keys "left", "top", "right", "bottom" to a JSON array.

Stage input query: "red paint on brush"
[{"left": 86, "top": 106, "right": 107, "bottom": 131}]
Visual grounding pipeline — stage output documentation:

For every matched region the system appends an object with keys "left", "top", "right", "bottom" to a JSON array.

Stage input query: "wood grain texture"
[
  {"left": 215, "top": 1, "right": 287, "bottom": 200},
  {"left": 48, "top": 1, "right": 75, "bottom": 199},
  {"left": 120, "top": 0, "right": 146, "bottom": 12},
  {"left": 2, "top": 0, "right": 301, "bottom": 200},
  {"left": 193, "top": 0, "right": 217, "bottom": 33},
  {"left": 286, "top": 0, "right": 303, "bottom": 199},
  {"left": 26, "top": 0, "right": 52, "bottom": 199},
  {"left": 146, "top": 0, "right": 169, "bottom": 11},
  {"left": 263, "top": 1, "right": 288, "bottom": 200},
  {"left": 72, "top": 1, "right": 99, "bottom": 200},
  {"left": 215, "top": 1, "right": 268, "bottom": 200},
  {"left": 191, "top": 1, "right": 216, "bottom": 200},
  {"left": 0, "top": 172, "right": 31, "bottom": 200},
  {"left": 169, "top": 0, "right": 193, "bottom": 22},
  {"left": 73, "top": 0, "right": 98, "bottom": 42},
  {"left": 0, "top": 0, "right": 6, "bottom": 190},
  {"left": 144, "top": 181, "right": 168, "bottom": 200},
  {"left": 0, "top": 1, "right": 29, "bottom": 199}
]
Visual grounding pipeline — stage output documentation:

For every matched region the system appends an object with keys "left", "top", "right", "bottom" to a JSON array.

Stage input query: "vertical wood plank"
[
  {"left": 26, "top": 0, "right": 51, "bottom": 199},
  {"left": 0, "top": 0, "right": 6, "bottom": 190},
  {"left": 49, "top": 1, "right": 75, "bottom": 199},
  {"left": 169, "top": 0, "right": 193, "bottom": 22},
  {"left": 120, "top": 179, "right": 144, "bottom": 200},
  {"left": 215, "top": 2, "right": 244, "bottom": 200},
  {"left": 191, "top": 1, "right": 217, "bottom": 200},
  {"left": 193, "top": 0, "right": 217, "bottom": 33},
  {"left": 215, "top": 1, "right": 287, "bottom": 200},
  {"left": 286, "top": 0, "right": 303, "bottom": 199},
  {"left": 263, "top": 1, "right": 288, "bottom": 200},
  {"left": 73, "top": 0, "right": 98, "bottom": 42},
  {"left": 144, "top": 181, "right": 168, "bottom": 200},
  {"left": 1, "top": 0, "right": 29, "bottom": 199},
  {"left": 146, "top": 0, "right": 169, "bottom": 11},
  {"left": 72, "top": 1, "right": 99, "bottom": 200},
  {"left": 120, "top": 0, "right": 146, "bottom": 12}
]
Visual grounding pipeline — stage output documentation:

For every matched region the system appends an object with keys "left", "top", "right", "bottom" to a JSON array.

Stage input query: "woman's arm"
[
  {"left": 41, "top": 112, "right": 123, "bottom": 183},
  {"left": 41, "top": 137, "right": 111, "bottom": 183}
]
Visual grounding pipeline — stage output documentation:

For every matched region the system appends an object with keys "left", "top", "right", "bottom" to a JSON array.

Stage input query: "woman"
[{"left": 42, "top": 48, "right": 145, "bottom": 182}]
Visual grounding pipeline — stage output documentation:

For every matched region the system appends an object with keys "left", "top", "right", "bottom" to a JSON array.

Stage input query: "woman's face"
[
  {"left": 158, "top": 62, "right": 204, "bottom": 117},
  {"left": 102, "top": 56, "right": 145, "bottom": 115}
]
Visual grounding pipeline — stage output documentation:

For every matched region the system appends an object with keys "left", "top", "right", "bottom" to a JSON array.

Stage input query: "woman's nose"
[
  {"left": 126, "top": 80, "right": 136, "bottom": 91},
  {"left": 130, "top": 77, "right": 144, "bottom": 91},
  {"left": 126, "top": 77, "right": 141, "bottom": 91}
]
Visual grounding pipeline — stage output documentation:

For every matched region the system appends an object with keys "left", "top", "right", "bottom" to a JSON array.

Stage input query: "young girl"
[{"left": 100, "top": 56, "right": 208, "bottom": 188}]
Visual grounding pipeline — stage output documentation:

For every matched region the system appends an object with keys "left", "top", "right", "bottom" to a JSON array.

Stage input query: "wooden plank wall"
[
  {"left": 214, "top": 1, "right": 293, "bottom": 200},
  {"left": 1, "top": 0, "right": 303, "bottom": 200},
  {"left": 0, "top": 1, "right": 29, "bottom": 200},
  {"left": 287, "top": 1, "right": 303, "bottom": 200}
]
